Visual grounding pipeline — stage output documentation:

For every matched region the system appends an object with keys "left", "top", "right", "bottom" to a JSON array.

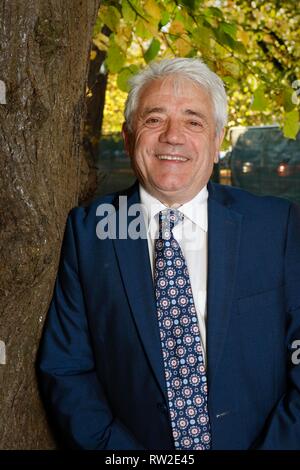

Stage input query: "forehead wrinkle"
[
  {"left": 142, "top": 74, "right": 197, "bottom": 97},
  {"left": 169, "top": 74, "right": 204, "bottom": 97},
  {"left": 141, "top": 106, "right": 167, "bottom": 117},
  {"left": 136, "top": 75, "right": 214, "bottom": 129}
]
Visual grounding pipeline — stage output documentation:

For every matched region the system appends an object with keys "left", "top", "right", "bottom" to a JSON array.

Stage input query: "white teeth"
[{"left": 157, "top": 155, "right": 188, "bottom": 161}]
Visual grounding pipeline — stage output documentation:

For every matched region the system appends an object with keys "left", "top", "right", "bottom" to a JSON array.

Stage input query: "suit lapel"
[
  {"left": 111, "top": 183, "right": 168, "bottom": 401},
  {"left": 110, "top": 182, "right": 242, "bottom": 402},
  {"left": 206, "top": 183, "right": 243, "bottom": 390}
]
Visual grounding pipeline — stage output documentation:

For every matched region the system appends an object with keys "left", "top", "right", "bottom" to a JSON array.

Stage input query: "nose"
[{"left": 159, "top": 118, "right": 185, "bottom": 145}]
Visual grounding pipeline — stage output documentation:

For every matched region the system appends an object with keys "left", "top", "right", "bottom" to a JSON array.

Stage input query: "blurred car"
[
  {"left": 228, "top": 126, "right": 300, "bottom": 204},
  {"left": 96, "top": 133, "right": 135, "bottom": 196}
]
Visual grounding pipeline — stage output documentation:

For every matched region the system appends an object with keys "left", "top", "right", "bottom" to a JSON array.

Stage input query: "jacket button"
[{"left": 216, "top": 410, "right": 230, "bottom": 419}]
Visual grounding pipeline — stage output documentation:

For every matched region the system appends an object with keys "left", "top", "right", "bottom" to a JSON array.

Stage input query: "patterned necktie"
[{"left": 154, "top": 209, "right": 211, "bottom": 450}]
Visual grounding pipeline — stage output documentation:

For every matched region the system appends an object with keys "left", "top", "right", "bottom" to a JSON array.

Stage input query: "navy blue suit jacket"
[{"left": 38, "top": 182, "right": 300, "bottom": 449}]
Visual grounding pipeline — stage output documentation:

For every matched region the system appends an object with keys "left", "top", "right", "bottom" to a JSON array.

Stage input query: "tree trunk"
[
  {"left": 79, "top": 45, "right": 108, "bottom": 204},
  {"left": 80, "top": 27, "right": 110, "bottom": 204},
  {"left": 85, "top": 45, "right": 108, "bottom": 149},
  {"left": 0, "top": 0, "right": 100, "bottom": 449}
]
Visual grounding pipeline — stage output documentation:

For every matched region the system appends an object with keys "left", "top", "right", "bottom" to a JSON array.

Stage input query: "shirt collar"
[{"left": 139, "top": 184, "right": 208, "bottom": 234}]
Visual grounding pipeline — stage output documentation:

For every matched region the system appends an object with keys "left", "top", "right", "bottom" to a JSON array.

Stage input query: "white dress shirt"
[{"left": 139, "top": 184, "right": 208, "bottom": 363}]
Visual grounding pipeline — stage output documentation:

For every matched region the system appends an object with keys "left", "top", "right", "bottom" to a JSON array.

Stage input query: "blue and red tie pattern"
[{"left": 154, "top": 209, "right": 211, "bottom": 450}]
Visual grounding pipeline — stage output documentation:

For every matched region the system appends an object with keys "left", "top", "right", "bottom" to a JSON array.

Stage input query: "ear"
[
  {"left": 214, "top": 128, "right": 225, "bottom": 163},
  {"left": 122, "top": 122, "right": 132, "bottom": 157}
]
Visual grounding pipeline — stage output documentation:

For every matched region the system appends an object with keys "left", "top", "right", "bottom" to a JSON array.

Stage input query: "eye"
[
  {"left": 145, "top": 116, "right": 162, "bottom": 127},
  {"left": 146, "top": 117, "right": 159, "bottom": 123},
  {"left": 187, "top": 120, "right": 204, "bottom": 131}
]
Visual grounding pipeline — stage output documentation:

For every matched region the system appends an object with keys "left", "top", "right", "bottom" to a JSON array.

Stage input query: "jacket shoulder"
[
  {"left": 68, "top": 184, "right": 138, "bottom": 226},
  {"left": 211, "top": 183, "right": 292, "bottom": 214}
]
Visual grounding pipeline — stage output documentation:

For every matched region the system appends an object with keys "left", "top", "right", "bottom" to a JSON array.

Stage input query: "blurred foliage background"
[{"left": 88, "top": 0, "right": 299, "bottom": 147}]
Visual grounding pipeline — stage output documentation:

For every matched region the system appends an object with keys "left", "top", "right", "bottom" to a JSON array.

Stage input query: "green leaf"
[
  {"left": 283, "top": 109, "right": 299, "bottom": 139},
  {"left": 160, "top": 11, "right": 170, "bottom": 27},
  {"left": 101, "top": 5, "right": 121, "bottom": 33},
  {"left": 93, "top": 15, "right": 104, "bottom": 36},
  {"left": 214, "top": 29, "right": 234, "bottom": 49},
  {"left": 282, "top": 87, "right": 296, "bottom": 113},
  {"left": 179, "top": 0, "right": 201, "bottom": 10},
  {"left": 144, "top": 38, "right": 161, "bottom": 63},
  {"left": 129, "top": 0, "right": 149, "bottom": 19},
  {"left": 106, "top": 41, "right": 126, "bottom": 73},
  {"left": 117, "top": 65, "right": 139, "bottom": 92},
  {"left": 122, "top": 0, "right": 136, "bottom": 24},
  {"left": 192, "top": 24, "right": 213, "bottom": 45},
  {"left": 135, "top": 18, "right": 152, "bottom": 39},
  {"left": 232, "top": 40, "right": 247, "bottom": 54},
  {"left": 220, "top": 22, "right": 237, "bottom": 40},
  {"left": 223, "top": 76, "right": 238, "bottom": 86},
  {"left": 186, "top": 48, "right": 197, "bottom": 58},
  {"left": 205, "top": 6, "right": 224, "bottom": 19},
  {"left": 251, "top": 86, "right": 269, "bottom": 111}
]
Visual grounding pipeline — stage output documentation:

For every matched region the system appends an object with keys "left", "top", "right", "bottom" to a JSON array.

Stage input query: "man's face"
[{"left": 123, "top": 75, "right": 224, "bottom": 206}]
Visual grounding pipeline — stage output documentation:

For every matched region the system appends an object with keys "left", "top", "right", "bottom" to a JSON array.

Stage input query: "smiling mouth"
[{"left": 156, "top": 154, "right": 188, "bottom": 162}]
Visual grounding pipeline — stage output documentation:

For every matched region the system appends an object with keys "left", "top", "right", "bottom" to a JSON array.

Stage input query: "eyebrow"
[
  {"left": 141, "top": 107, "right": 166, "bottom": 117},
  {"left": 141, "top": 106, "right": 208, "bottom": 122},
  {"left": 184, "top": 109, "right": 208, "bottom": 122}
]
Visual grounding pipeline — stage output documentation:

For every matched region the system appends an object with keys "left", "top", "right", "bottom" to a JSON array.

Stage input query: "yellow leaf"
[
  {"left": 237, "top": 29, "right": 249, "bottom": 46},
  {"left": 169, "top": 20, "right": 186, "bottom": 36},
  {"left": 90, "top": 50, "right": 97, "bottom": 60},
  {"left": 263, "top": 33, "right": 273, "bottom": 44},
  {"left": 222, "top": 59, "right": 240, "bottom": 78},
  {"left": 135, "top": 18, "right": 153, "bottom": 39},
  {"left": 114, "top": 24, "right": 132, "bottom": 50},
  {"left": 174, "top": 36, "right": 192, "bottom": 56},
  {"left": 148, "top": 21, "right": 159, "bottom": 36},
  {"left": 93, "top": 37, "right": 108, "bottom": 52},
  {"left": 144, "top": 0, "right": 161, "bottom": 20},
  {"left": 93, "top": 32, "right": 109, "bottom": 52},
  {"left": 192, "top": 25, "right": 213, "bottom": 48}
]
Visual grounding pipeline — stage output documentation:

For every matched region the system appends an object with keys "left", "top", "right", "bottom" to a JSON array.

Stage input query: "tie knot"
[{"left": 158, "top": 209, "right": 183, "bottom": 239}]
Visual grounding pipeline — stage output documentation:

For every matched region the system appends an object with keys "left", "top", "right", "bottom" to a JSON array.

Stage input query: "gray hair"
[{"left": 124, "top": 57, "right": 228, "bottom": 136}]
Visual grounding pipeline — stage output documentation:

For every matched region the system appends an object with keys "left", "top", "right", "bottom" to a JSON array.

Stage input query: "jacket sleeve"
[
  {"left": 37, "top": 209, "right": 145, "bottom": 450},
  {"left": 252, "top": 202, "right": 300, "bottom": 449}
]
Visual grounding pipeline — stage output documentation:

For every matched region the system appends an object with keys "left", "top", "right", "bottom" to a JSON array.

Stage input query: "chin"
[
  {"left": 155, "top": 185, "right": 184, "bottom": 196},
  {"left": 154, "top": 177, "right": 186, "bottom": 193}
]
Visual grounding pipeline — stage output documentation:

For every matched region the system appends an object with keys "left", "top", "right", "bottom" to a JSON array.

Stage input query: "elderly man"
[{"left": 38, "top": 58, "right": 300, "bottom": 450}]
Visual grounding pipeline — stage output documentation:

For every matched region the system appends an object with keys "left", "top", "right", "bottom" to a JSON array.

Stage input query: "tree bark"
[
  {"left": 80, "top": 44, "right": 108, "bottom": 204},
  {"left": 0, "top": 0, "right": 100, "bottom": 449},
  {"left": 80, "top": 26, "right": 110, "bottom": 204},
  {"left": 85, "top": 43, "right": 108, "bottom": 158}
]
